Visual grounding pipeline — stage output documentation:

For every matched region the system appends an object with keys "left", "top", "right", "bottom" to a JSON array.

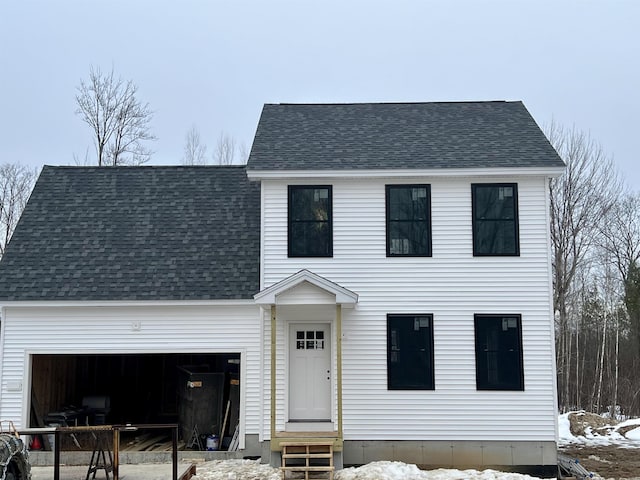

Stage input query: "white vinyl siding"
[
  {"left": 0, "top": 304, "right": 262, "bottom": 445},
  {"left": 260, "top": 175, "right": 556, "bottom": 441}
]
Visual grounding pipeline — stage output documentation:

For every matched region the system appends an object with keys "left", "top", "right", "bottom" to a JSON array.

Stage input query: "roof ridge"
[
  {"left": 43, "top": 164, "right": 248, "bottom": 170},
  {"left": 271, "top": 100, "right": 517, "bottom": 106}
]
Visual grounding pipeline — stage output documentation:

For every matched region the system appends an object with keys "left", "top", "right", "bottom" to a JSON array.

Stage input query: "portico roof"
[{"left": 254, "top": 269, "right": 358, "bottom": 306}]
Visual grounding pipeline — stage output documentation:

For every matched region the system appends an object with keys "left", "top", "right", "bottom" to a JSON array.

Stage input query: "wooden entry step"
[{"left": 281, "top": 441, "right": 334, "bottom": 480}]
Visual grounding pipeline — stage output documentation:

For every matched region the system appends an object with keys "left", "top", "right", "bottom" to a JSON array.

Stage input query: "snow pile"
[
  {"left": 338, "top": 461, "right": 547, "bottom": 479},
  {"left": 558, "top": 410, "right": 640, "bottom": 447},
  {"left": 624, "top": 420, "right": 640, "bottom": 441},
  {"left": 190, "top": 459, "right": 551, "bottom": 480},
  {"left": 191, "top": 459, "right": 280, "bottom": 480}
]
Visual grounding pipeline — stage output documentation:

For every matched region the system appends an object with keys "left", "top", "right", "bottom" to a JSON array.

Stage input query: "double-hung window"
[
  {"left": 288, "top": 185, "right": 332, "bottom": 257},
  {"left": 386, "top": 185, "right": 432, "bottom": 256},
  {"left": 387, "top": 314, "right": 435, "bottom": 390},
  {"left": 474, "top": 314, "right": 524, "bottom": 391},
  {"left": 471, "top": 183, "right": 519, "bottom": 256}
]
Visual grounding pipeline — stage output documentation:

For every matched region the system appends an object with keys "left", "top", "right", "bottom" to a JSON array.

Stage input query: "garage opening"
[{"left": 29, "top": 353, "right": 240, "bottom": 451}]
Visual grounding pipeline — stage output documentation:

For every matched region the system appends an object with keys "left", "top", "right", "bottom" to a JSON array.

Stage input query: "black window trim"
[
  {"left": 385, "top": 184, "right": 432, "bottom": 257},
  {"left": 287, "top": 184, "right": 333, "bottom": 258},
  {"left": 386, "top": 313, "right": 435, "bottom": 391},
  {"left": 474, "top": 313, "right": 525, "bottom": 391},
  {"left": 471, "top": 182, "right": 520, "bottom": 257}
]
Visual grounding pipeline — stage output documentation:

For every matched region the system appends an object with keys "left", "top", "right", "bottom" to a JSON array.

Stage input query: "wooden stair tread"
[
  {"left": 281, "top": 466, "right": 335, "bottom": 471},
  {"left": 282, "top": 453, "right": 333, "bottom": 459},
  {"left": 280, "top": 441, "right": 335, "bottom": 446},
  {"left": 276, "top": 431, "right": 339, "bottom": 438}
]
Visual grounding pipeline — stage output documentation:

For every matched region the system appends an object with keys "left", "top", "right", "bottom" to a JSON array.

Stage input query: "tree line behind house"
[{"left": 549, "top": 121, "right": 640, "bottom": 418}]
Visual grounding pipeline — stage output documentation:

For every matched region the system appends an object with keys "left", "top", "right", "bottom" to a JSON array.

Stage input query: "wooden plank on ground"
[
  {"left": 179, "top": 463, "right": 197, "bottom": 480},
  {"left": 136, "top": 435, "right": 167, "bottom": 451}
]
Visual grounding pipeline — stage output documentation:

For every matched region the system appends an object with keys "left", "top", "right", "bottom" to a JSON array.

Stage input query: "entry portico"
[{"left": 254, "top": 269, "right": 358, "bottom": 464}]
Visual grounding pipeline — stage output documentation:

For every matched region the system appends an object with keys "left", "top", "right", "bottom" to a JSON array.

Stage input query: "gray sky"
[{"left": 1, "top": 0, "right": 638, "bottom": 190}]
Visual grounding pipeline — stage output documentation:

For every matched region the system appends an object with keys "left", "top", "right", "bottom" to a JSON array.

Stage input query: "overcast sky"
[{"left": 1, "top": 1, "right": 638, "bottom": 190}]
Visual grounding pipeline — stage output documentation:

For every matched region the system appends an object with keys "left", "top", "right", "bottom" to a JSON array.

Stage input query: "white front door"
[{"left": 289, "top": 323, "right": 331, "bottom": 421}]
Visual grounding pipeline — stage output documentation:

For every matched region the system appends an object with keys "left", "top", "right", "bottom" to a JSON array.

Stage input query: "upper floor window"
[
  {"left": 288, "top": 185, "right": 333, "bottom": 257},
  {"left": 471, "top": 183, "right": 519, "bottom": 256},
  {"left": 386, "top": 185, "right": 432, "bottom": 256},
  {"left": 387, "top": 314, "right": 435, "bottom": 390},
  {"left": 474, "top": 314, "right": 524, "bottom": 391}
]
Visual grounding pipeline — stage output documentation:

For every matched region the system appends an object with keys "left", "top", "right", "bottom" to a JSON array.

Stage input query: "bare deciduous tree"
[
  {"left": 76, "top": 66, "right": 155, "bottom": 166},
  {"left": 213, "top": 132, "right": 237, "bottom": 165},
  {"left": 238, "top": 143, "right": 249, "bottom": 164},
  {"left": 0, "top": 163, "right": 37, "bottom": 258},
  {"left": 547, "top": 120, "right": 620, "bottom": 410},
  {"left": 180, "top": 129, "right": 247, "bottom": 166},
  {"left": 212, "top": 132, "right": 249, "bottom": 165},
  {"left": 182, "top": 125, "right": 208, "bottom": 165},
  {"left": 599, "top": 193, "right": 640, "bottom": 283}
]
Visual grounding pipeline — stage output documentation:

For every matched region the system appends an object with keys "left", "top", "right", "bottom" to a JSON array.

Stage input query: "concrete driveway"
[{"left": 29, "top": 461, "right": 196, "bottom": 480}]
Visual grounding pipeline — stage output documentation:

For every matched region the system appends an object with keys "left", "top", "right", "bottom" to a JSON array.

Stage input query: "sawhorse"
[{"left": 86, "top": 431, "right": 114, "bottom": 480}]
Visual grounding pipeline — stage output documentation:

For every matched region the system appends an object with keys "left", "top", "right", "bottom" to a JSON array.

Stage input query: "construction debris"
[{"left": 558, "top": 453, "right": 597, "bottom": 479}]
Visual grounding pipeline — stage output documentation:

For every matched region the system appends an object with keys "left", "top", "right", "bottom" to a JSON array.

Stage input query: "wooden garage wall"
[{"left": 30, "top": 355, "right": 77, "bottom": 424}]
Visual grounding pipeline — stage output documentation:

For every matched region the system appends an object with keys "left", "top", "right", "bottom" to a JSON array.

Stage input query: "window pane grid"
[
  {"left": 387, "top": 314, "right": 434, "bottom": 390},
  {"left": 296, "top": 330, "right": 325, "bottom": 350},
  {"left": 472, "top": 183, "right": 519, "bottom": 256},
  {"left": 386, "top": 185, "right": 432, "bottom": 257},
  {"left": 288, "top": 185, "right": 332, "bottom": 257},
  {"left": 474, "top": 314, "right": 524, "bottom": 391}
]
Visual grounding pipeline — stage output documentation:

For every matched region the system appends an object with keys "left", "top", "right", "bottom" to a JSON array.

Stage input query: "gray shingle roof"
[
  {"left": 0, "top": 166, "right": 260, "bottom": 301},
  {"left": 246, "top": 101, "right": 564, "bottom": 171}
]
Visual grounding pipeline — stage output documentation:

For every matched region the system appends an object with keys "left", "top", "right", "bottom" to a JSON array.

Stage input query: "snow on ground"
[
  {"left": 190, "top": 459, "right": 551, "bottom": 480},
  {"left": 338, "top": 462, "right": 546, "bottom": 480},
  {"left": 189, "top": 412, "right": 640, "bottom": 480},
  {"left": 559, "top": 410, "right": 640, "bottom": 448}
]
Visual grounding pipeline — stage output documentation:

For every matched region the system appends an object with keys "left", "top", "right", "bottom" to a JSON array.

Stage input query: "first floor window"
[
  {"left": 288, "top": 185, "right": 332, "bottom": 257},
  {"left": 472, "top": 183, "right": 519, "bottom": 256},
  {"left": 387, "top": 314, "right": 434, "bottom": 390},
  {"left": 474, "top": 314, "right": 524, "bottom": 390}
]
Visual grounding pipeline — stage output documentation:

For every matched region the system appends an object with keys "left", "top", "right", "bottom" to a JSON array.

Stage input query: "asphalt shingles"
[
  {"left": 246, "top": 101, "right": 564, "bottom": 171},
  {"left": 0, "top": 166, "right": 260, "bottom": 301}
]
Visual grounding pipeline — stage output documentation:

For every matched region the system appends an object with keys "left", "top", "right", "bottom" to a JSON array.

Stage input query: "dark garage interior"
[{"left": 29, "top": 353, "right": 240, "bottom": 451}]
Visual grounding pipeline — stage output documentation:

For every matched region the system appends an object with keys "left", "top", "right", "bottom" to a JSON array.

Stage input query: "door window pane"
[{"left": 296, "top": 330, "right": 325, "bottom": 350}]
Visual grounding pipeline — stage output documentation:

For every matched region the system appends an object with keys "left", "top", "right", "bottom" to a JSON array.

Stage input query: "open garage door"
[{"left": 29, "top": 353, "right": 240, "bottom": 449}]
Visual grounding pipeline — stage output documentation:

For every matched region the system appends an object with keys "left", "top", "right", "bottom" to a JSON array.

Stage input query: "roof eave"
[
  {"left": 246, "top": 166, "right": 566, "bottom": 181},
  {"left": 0, "top": 299, "right": 257, "bottom": 308}
]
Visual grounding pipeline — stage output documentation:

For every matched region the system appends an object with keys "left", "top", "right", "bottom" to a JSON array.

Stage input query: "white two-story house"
[{"left": 0, "top": 101, "right": 564, "bottom": 476}]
